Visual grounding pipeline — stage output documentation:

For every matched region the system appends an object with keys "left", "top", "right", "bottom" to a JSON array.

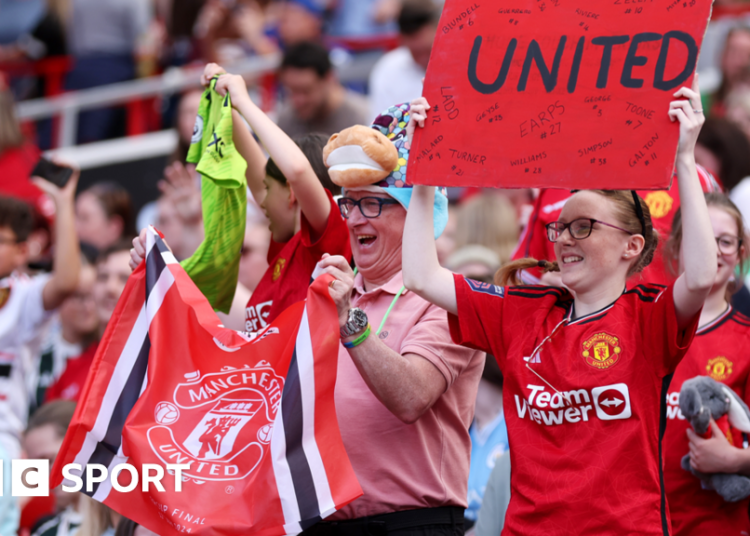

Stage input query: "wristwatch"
[{"left": 340, "top": 308, "right": 368, "bottom": 338}]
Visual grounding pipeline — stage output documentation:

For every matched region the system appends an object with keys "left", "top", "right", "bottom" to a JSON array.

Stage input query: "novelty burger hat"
[{"left": 323, "top": 103, "right": 449, "bottom": 239}]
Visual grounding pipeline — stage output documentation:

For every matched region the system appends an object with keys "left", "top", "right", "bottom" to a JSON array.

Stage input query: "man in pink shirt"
[{"left": 311, "top": 104, "right": 484, "bottom": 535}]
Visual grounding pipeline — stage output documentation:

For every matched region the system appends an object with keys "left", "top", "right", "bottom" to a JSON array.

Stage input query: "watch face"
[{"left": 351, "top": 308, "right": 368, "bottom": 329}]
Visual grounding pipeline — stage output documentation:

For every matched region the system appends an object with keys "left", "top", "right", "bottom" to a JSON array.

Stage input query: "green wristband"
[{"left": 343, "top": 324, "right": 371, "bottom": 349}]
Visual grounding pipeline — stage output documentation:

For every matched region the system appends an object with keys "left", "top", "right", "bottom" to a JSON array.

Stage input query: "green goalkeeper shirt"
[{"left": 182, "top": 77, "right": 248, "bottom": 313}]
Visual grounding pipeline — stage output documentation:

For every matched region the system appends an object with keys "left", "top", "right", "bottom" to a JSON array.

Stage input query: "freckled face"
[
  {"left": 554, "top": 191, "right": 634, "bottom": 294},
  {"left": 704, "top": 206, "right": 743, "bottom": 293}
]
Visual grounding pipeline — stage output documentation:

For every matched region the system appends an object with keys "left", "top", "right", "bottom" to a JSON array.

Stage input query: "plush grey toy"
[{"left": 679, "top": 376, "right": 750, "bottom": 502}]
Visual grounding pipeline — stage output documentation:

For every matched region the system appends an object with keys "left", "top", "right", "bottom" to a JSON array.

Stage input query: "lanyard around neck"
[{"left": 352, "top": 267, "right": 405, "bottom": 335}]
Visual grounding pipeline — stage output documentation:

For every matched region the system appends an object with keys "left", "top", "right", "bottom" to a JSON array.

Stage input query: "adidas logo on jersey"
[{"left": 514, "top": 383, "right": 632, "bottom": 425}]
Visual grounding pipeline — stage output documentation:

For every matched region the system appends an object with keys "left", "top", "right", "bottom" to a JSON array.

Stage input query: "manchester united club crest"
[
  {"left": 644, "top": 191, "right": 674, "bottom": 219},
  {"left": 582, "top": 332, "right": 622, "bottom": 370},
  {"left": 272, "top": 258, "right": 286, "bottom": 281},
  {"left": 706, "top": 356, "right": 733, "bottom": 381},
  {"left": 147, "top": 362, "right": 283, "bottom": 484}
]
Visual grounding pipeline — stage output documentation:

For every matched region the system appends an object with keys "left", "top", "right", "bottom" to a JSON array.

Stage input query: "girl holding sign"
[{"left": 402, "top": 78, "right": 716, "bottom": 536}]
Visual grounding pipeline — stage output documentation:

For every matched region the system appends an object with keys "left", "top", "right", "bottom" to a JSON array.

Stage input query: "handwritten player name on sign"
[{"left": 408, "top": 0, "right": 713, "bottom": 190}]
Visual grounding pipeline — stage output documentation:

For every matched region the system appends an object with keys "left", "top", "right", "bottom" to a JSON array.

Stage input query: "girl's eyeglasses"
[
  {"left": 716, "top": 234, "right": 743, "bottom": 256},
  {"left": 545, "top": 218, "right": 634, "bottom": 243}
]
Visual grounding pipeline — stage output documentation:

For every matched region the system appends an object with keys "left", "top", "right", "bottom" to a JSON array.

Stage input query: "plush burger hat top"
[{"left": 323, "top": 103, "right": 449, "bottom": 239}]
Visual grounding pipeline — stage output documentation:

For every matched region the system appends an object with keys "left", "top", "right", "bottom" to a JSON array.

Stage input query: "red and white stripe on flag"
[{"left": 51, "top": 227, "right": 362, "bottom": 535}]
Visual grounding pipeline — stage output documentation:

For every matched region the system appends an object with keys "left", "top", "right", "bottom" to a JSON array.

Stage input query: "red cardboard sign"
[{"left": 409, "top": 0, "right": 713, "bottom": 190}]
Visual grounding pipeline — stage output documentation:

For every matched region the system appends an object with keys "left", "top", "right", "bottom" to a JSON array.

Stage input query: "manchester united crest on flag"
[
  {"left": 51, "top": 228, "right": 362, "bottom": 536},
  {"left": 148, "top": 362, "right": 285, "bottom": 482},
  {"left": 582, "top": 332, "right": 622, "bottom": 370}
]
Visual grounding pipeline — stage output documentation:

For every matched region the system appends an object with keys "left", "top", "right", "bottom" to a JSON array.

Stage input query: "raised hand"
[
  {"left": 213, "top": 73, "right": 252, "bottom": 109},
  {"left": 668, "top": 74, "right": 705, "bottom": 157},
  {"left": 406, "top": 96, "right": 430, "bottom": 145},
  {"left": 200, "top": 62, "right": 226, "bottom": 87},
  {"left": 30, "top": 159, "right": 80, "bottom": 208},
  {"left": 315, "top": 253, "right": 355, "bottom": 328},
  {"left": 159, "top": 162, "right": 202, "bottom": 224}
]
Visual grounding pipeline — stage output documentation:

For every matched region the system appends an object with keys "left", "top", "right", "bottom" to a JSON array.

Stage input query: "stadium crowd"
[{"left": 4, "top": 0, "right": 750, "bottom": 535}]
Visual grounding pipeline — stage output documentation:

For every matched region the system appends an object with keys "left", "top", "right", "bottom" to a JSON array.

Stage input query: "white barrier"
[
  {"left": 45, "top": 130, "right": 178, "bottom": 170},
  {"left": 16, "top": 54, "right": 281, "bottom": 148}
]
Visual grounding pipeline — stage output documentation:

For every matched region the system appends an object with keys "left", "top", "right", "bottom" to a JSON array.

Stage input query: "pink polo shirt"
[{"left": 331, "top": 270, "right": 485, "bottom": 519}]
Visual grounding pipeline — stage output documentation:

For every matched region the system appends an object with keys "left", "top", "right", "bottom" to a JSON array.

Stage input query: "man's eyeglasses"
[
  {"left": 338, "top": 197, "right": 399, "bottom": 219},
  {"left": 716, "top": 234, "right": 743, "bottom": 256},
  {"left": 545, "top": 218, "right": 633, "bottom": 243}
]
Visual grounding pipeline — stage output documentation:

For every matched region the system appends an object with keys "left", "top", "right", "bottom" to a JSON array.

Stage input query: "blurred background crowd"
[{"left": 5, "top": 0, "right": 750, "bottom": 535}]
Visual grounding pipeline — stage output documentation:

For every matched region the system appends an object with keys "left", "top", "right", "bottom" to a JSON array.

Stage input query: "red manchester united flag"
[{"left": 51, "top": 228, "right": 362, "bottom": 535}]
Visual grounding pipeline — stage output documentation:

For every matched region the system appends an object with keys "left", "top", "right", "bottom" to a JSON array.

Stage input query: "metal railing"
[{"left": 15, "top": 54, "right": 281, "bottom": 148}]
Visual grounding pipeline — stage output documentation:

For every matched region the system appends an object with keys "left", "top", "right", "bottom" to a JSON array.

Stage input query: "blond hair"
[{"left": 454, "top": 193, "right": 519, "bottom": 266}]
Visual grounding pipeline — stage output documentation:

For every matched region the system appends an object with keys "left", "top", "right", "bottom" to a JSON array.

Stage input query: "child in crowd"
[
  {"left": 0, "top": 165, "right": 80, "bottom": 460},
  {"left": 130, "top": 64, "right": 351, "bottom": 331},
  {"left": 202, "top": 63, "right": 351, "bottom": 332},
  {"left": 663, "top": 193, "right": 750, "bottom": 535}
]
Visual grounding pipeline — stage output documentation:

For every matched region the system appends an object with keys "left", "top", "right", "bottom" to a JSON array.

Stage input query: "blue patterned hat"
[{"left": 366, "top": 103, "right": 449, "bottom": 239}]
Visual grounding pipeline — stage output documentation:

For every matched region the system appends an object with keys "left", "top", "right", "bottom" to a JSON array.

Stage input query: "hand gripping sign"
[
  {"left": 51, "top": 228, "right": 362, "bottom": 536},
  {"left": 409, "top": 0, "right": 713, "bottom": 190}
]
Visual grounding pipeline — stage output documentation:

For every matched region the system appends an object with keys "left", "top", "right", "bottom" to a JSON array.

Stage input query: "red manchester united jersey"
[
  {"left": 664, "top": 306, "right": 750, "bottom": 536},
  {"left": 512, "top": 166, "right": 720, "bottom": 285},
  {"left": 245, "top": 190, "right": 351, "bottom": 332},
  {"left": 449, "top": 275, "right": 700, "bottom": 536}
]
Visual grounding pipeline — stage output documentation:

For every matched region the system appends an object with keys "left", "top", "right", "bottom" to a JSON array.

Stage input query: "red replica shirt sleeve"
[
  {"left": 448, "top": 273, "right": 506, "bottom": 365},
  {"left": 300, "top": 189, "right": 352, "bottom": 261},
  {"left": 641, "top": 283, "right": 701, "bottom": 376}
]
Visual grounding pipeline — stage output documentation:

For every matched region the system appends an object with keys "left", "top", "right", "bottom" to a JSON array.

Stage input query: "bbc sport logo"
[{"left": 0, "top": 460, "right": 189, "bottom": 497}]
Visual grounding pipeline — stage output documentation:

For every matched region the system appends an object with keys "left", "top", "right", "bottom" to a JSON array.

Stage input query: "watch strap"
[{"left": 343, "top": 324, "right": 371, "bottom": 349}]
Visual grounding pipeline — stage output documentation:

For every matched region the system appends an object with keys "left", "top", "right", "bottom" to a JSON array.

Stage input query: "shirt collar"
[{"left": 353, "top": 270, "right": 409, "bottom": 297}]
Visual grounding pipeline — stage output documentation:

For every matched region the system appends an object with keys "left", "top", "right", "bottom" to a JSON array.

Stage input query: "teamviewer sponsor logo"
[
  {"left": 515, "top": 383, "right": 632, "bottom": 425},
  {"left": 591, "top": 384, "right": 632, "bottom": 420}
]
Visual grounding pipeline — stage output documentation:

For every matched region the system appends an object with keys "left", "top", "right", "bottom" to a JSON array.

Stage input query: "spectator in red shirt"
[
  {"left": 402, "top": 80, "right": 717, "bottom": 535},
  {"left": 663, "top": 193, "right": 750, "bottom": 535},
  {"left": 200, "top": 63, "right": 351, "bottom": 332}
]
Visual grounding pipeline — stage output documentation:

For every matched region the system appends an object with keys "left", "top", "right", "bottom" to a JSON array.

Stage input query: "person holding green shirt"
[{"left": 130, "top": 63, "right": 350, "bottom": 331}]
